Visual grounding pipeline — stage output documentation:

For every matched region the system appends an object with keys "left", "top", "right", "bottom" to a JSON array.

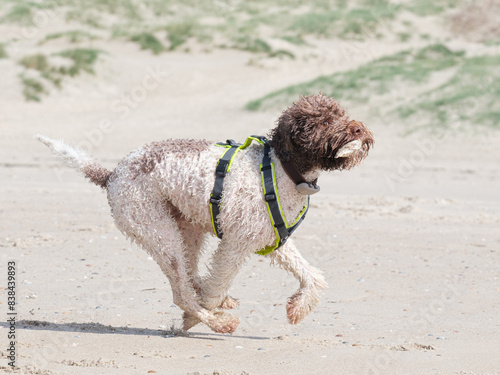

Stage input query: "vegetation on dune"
[
  {"left": 19, "top": 53, "right": 50, "bottom": 72},
  {"left": 0, "top": 0, "right": 495, "bottom": 125},
  {"left": 1, "top": 3, "right": 34, "bottom": 25},
  {"left": 245, "top": 44, "right": 499, "bottom": 130},
  {"left": 56, "top": 48, "right": 102, "bottom": 76},
  {"left": 131, "top": 32, "right": 164, "bottom": 54},
  {"left": 0, "top": 0, "right": 458, "bottom": 55},
  {"left": 398, "top": 55, "right": 500, "bottom": 129},
  {"left": 20, "top": 75, "right": 45, "bottom": 102},
  {"left": 43, "top": 30, "right": 97, "bottom": 44},
  {"left": 407, "top": 0, "right": 464, "bottom": 16},
  {"left": 246, "top": 44, "right": 465, "bottom": 109},
  {"left": 165, "top": 21, "right": 196, "bottom": 51},
  {"left": 0, "top": 43, "right": 8, "bottom": 58},
  {"left": 18, "top": 49, "right": 102, "bottom": 101}
]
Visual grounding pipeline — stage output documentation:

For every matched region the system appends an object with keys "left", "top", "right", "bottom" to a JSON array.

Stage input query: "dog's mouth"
[
  {"left": 334, "top": 137, "right": 372, "bottom": 158},
  {"left": 334, "top": 139, "right": 363, "bottom": 158},
  {"left": 317, "top": 135, "right": 372, "bottom": 171}
]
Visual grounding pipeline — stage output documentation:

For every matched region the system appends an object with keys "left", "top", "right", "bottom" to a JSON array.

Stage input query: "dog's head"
[{"left": 269, "top": 93, "right": 374, "bottom": 173}]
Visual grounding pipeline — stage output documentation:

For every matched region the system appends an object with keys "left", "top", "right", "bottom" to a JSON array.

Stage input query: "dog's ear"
[
  {"left": 270, "top": 95, "right": 328, "bottom": 161},
  {"left": 288, "top": 95, "right": 322, "bottom": 124},
  {"left": 269, "top": 111, "right": 296, "bottom": 161}
]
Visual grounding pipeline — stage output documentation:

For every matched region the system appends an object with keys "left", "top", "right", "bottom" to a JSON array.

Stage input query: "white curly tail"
[{"left": 34, "top": 134, "right": 112, "bottom": 189}]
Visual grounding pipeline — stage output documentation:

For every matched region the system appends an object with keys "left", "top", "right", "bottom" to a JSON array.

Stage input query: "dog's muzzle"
[{"left": 334, "top": 139, "right": 362, "bottom": 158}]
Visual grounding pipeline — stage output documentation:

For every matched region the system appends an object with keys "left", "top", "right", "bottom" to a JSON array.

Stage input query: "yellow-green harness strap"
[{"left": 210, "top": 136, "right": 309, "bottom": 255}]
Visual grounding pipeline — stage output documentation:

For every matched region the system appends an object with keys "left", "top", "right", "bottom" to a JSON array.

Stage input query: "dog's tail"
[{"left": 34, "top": 134, "right": 112, "bottom": 189}]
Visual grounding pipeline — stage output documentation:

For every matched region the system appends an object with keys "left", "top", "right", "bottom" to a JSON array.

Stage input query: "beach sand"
[{"left": 1, "top": 27, "right": 500, "bottom": 375}]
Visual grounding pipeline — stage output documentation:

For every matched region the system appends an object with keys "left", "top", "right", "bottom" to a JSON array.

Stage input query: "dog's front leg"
[{"left": 268, "top": 239, "right": 328, "bottom": 324}]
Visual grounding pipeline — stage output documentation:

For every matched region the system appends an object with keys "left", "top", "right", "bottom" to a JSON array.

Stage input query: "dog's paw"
[
  {"left": 286, "top": 290, "right": 319, "bottom": 325},
  {"left": 208, "top": 311, "right": 240, "bottom": 334},
  {"left": 220, "top": 295, "right": 239, "bottom": 310}
]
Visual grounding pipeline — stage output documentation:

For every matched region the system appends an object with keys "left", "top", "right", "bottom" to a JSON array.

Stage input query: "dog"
[{"left": 36, "top": 93, "right": 374, "bottom": 334}]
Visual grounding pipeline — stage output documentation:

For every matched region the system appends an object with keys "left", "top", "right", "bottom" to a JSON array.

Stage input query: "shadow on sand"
[{"left": 0, "top": 320, "right": 270, "bottom": 341}]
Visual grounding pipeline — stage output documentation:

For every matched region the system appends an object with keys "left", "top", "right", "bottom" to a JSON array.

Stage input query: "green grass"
[
  {"left": 131, "top": 32, "right": 164, "bottom": 54},
  {"left": 0, "top": 43, "right": 8, "bottom": 58},
  {"left": 55, "top": 48, "right": 102, "bottom": 76},
  {"left": 20, "top": 75, "right": 45, "bottom": 101},
  {"left": 245, "top": 44, "right": 499, "bottom": 130},
  {"left": 19, "top": 53, "right": 64, "bottom": 87},
  {"left": 341, "top": 5, "right": 399, "bottom": 38},
  {"left": 17, "top": 49, "right": 102, "bottom": 101},
  {"left": 289, "top": 11, "right": 342, "bottom": 36},
  {"left": 281, "top": 35, "right": 308, "bottom": 46},
  {"left": 43, "top": 30, "right": 97, "bottom": 43},
  {"left": 397, "top": 55, "right": 500, "bottom": 129},
  {"left": 18, "top": 53, "right": 57, "bottom": 89},
  {"left": 287, "top": 4, "right": 399, "bottom": 40},
  {"left": 59, "top": 0, "right": 140, "bottom": 25},
  {"left": 0, "top": 1, "right": 57, "bottom": 25},
  {"left": 397, "top": 32, "right": 411, "bottom": 42},
  {"left": 406, "top": 0, "right": 464, "bottom": 16},
  {"left": 19, "top": 54, "right": 50, "bottom": 72},
  {"left": 1, "top": 3, "right": 32, "bottom": 24},
  {"left": 235, "top": 37, "right": 272, "bottom": 54},
  {"left": 232, "top": 36, "right": 294, "bottom": 59},
  {"left": 166, "top": 21, "right": 195, "bottom": 50}
]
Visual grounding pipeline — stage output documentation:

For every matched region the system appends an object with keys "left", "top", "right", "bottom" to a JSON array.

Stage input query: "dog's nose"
[{"left": 348, "top": 121, "right": 364, "bottom": 136}]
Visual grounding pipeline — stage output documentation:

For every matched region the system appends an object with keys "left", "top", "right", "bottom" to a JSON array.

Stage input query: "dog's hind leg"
[
  {"left": 109, "top": 188, "right": 239, "bottom": 334},
  {"left": 267, "top": 239, "right": 328, "bottom": 324},
  {"left": 182, "top": 237, "right": 252, "bottom": 332},
  {"left": 176, "top": 217, "right": 205, "bottom": 295},
  {"left": 202, "top": 238, "right": 256, "bottom": 309},
  {"left": 175, "top": 217, "right": 238, "bottom": 308},
  {"left": 178, "top": 228, "right": 240, "bottom": 332},
  {"left": 135, "top": 219, "right": 239, "bottom": 333}
]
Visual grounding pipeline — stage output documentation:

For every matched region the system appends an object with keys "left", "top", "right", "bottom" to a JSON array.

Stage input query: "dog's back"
[{"left": 107, "top": 139, "right": 284, "bottom": 243}]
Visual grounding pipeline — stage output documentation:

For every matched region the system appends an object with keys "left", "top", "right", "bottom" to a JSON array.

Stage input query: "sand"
[{"left": 1, "top": 23, "right": 500, "bottom": 375}]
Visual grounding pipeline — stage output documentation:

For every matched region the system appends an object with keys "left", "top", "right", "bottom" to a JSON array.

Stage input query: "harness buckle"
[
  {"left": 265, "top": 193, "right": 276, "bottom": 202},
  {"left": 210, "top": 197, "right": 221, "bottom": 205},
  {"left": 216, "top": 159, "right": 230, "bottom": 176},
  {"left": 261, "top": 165, "right": 272, "bottom": 171}
]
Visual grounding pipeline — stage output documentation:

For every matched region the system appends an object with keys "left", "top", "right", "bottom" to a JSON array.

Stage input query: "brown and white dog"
[{"left": 36, "top": 93, "right": 374, "bottom": 334}]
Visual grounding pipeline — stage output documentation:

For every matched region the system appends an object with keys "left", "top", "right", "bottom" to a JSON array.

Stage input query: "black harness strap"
[
  {"left": 210, "top": 136, "right": 309, "bottom": 255},
  {"left": 209, "top": 139, "right": 241, "bottom": 239},
  {"left": 259, "top": 137, "right": 309, "bottom": 251}
]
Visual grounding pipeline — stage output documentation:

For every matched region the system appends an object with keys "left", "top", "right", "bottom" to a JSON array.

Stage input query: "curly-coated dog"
[{"left": 36, "top": 93, "right": 374, "bottom": 334}]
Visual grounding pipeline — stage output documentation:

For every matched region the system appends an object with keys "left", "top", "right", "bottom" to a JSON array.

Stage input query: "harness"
[{"left": 209, "top": 136, "right": 309, "bottom": 256}]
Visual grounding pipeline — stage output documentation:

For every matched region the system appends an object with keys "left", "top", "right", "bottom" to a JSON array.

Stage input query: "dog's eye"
[{"left": 323, "top": 122, "right": 329, "bottom": 126}]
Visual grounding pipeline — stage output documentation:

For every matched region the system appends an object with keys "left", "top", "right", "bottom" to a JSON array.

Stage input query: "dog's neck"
[
  {"left": 280, "top": 159, "right": 320, "bottom": 186},
  {"left": 271, "top": 152, "right": 321, "bottom": 195},
  {"left": 268, "top": 146, "right": 320, "bottom": 183},
  {"left": 268, "top": 137, "right": 319, "bottom": 176}
]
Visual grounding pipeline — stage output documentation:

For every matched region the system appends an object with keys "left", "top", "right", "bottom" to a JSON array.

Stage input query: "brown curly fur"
[
  {"left": 83, "top": 162, "right": 112, "bottom": 189},
  {"left": 269, "top": 93, "right": 374, "bottom": 174}
]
